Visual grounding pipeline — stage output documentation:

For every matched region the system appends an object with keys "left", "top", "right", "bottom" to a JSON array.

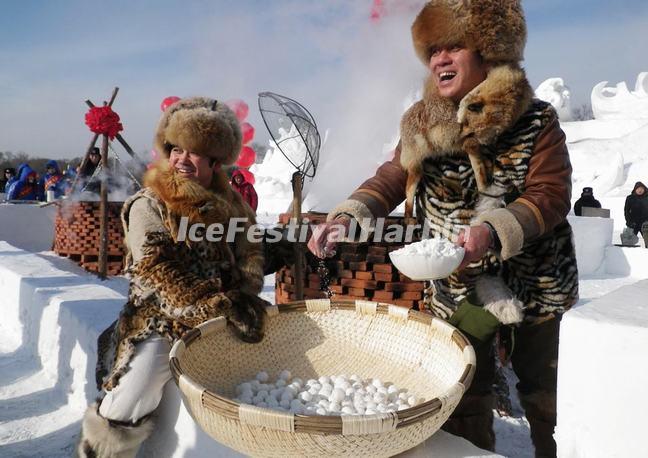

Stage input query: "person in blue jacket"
[
  {"left": 4, "top": 163, "right": 27, "bottom": 193},
  {"left": 6, "top": 164, "right": 40, "bottom": 201},
  {"left": 39, "top": 160, "right": 65, "bottom": 199}
]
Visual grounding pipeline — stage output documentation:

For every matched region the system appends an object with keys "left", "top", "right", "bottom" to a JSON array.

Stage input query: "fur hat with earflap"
[
  {"left": 154, "top": 97, "right": 242, "bottom": 166},
  {"left": 411, "top": 0, "right": 527, "bottom": 67}
]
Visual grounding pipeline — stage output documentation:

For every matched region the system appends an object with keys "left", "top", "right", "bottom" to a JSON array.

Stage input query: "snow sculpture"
[
  {"left": 591, "top": 72, "right": 648, "bottom": 120},
  {"left": 535, "top": 78, "right": 573, "bottom": 121}
]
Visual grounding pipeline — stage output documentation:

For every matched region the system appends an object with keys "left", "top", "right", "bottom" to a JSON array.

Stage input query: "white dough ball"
[
  {"left": 299, "top": 391, "right": 313, "bottom": 402},
  {"left": 366, "top": 385, "right": 377, "bottom": 394},
  {"left": 371, "top": 379, "right": 383, "bottom": 389},
  {"left": 407, "top": 396, "right": 419, "bottom": 407},
  {"left": 329, "top": 402, "right": 341, "bottom": 413},
  {"left": 318, "top": 376, "right": 331, "bottom": 385},
  {"left": 341, "top": 406, "right": 355, "bottom": 415},
  {"left": 329, "top": 388, "right": 346, "bottom": 403},
  {"left": 374, "top": 392, "right": 387, "bottom": 404},
  {"left": 398, "top": 392, "right": 409, "bottom": 402},
  {"left": 387, "top": 385, "right": 399, "bottom": 395},
  {"left": 316, "top": 407, "right": 327, "bottom": 415},
  {"left": 306, "top": 379, "right": 318, "bottom": 387},
  {"left": 291, "top": 378, "right": 303, "bottom": 388},
  {"left": 365, "top": 408, "right": 376, "bottom": 415}
]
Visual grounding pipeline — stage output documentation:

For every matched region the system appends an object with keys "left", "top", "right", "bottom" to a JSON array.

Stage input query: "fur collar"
[{"left": 400, "top": 64, "right": 534, "bottom": 169}]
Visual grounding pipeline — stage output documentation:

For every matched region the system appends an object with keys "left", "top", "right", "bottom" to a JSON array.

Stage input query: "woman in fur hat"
[
  {"left": 77, "top": 97, "right": 269, "bottom": 457},
  {"left": 309, "top": 1, "right": 577, "bottom": 456}
]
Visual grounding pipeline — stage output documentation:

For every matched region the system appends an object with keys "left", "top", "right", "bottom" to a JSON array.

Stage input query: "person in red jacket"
[{"left": 231, "top": 169, "right": 258, "bottom": 211}]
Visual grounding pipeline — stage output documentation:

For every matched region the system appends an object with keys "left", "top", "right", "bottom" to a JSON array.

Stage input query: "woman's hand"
[
  {"left": 456, "top": 224, "right": 493, "bottom": 271},
  {"left": 307, "top": 217, "right": 351, "bottom": 258}
]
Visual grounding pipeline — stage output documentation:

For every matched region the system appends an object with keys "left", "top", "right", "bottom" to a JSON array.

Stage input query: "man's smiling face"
[{"left": 429, "top": 46, "right": 489, "bottom": 104}]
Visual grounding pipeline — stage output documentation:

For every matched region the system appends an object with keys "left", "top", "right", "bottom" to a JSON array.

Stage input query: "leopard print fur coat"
[{"left": 96, "top": 160, "right": 266, "bottom": 391}]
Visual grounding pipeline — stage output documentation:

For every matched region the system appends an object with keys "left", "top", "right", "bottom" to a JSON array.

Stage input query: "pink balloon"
[
  {"left": 161, "top": 96, "right": 181, "bottom": 112},
  {"left": 239, "top": 168, "right": 255, "bottom": 185},
  {"left": 241, "top": 122, "right": 255, "bottom": 144},
  {"left": 236, "top": 146, "right": 256, "bottom": 168},
  {"left": 226, "top": 99, "right": 249, "bottom": 121}
]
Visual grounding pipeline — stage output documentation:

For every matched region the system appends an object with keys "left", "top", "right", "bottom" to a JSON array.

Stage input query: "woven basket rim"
[{"left": 169, "top": 299, "right": 475, "bottom": 435}]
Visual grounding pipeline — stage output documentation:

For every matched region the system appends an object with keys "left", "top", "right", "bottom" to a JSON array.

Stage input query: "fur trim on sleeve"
[{"left": 474, "top": 207, "right": 524, "bottom": 260}]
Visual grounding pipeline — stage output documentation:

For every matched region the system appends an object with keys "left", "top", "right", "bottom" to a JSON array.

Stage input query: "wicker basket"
[{"left": 169, "top": 300, "right": 475, "bottom": 457}]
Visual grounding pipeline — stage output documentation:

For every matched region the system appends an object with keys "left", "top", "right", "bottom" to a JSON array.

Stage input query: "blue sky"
[{"left": 1, "top": 0, "right": 647, "bottom": 159}]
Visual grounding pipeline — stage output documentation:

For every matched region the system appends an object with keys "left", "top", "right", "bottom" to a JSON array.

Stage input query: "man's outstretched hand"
[
  {"left": 307, "top": 217, "right": 351, "bottom": 259},
  {"left": 456, "top": 224, "right": 493, "bottom": 271}
]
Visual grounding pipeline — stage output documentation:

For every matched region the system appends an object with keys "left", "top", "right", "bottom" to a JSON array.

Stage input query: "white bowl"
[{"left": 389, "top": 242, "right": 465, "bottom": 281}]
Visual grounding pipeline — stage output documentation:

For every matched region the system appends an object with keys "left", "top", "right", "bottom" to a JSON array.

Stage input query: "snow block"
[
  {"left": 0, "top": 204, "right": 56, "bottom": 252},
  {"left": 604, "top": 245, "right": 648, "bottom": 278},
  {"left": 556, "top": 279, "right": 648, "bottom": 457},
  {"left": 567, "top": 216, "right": 613, "bottom": 276}
]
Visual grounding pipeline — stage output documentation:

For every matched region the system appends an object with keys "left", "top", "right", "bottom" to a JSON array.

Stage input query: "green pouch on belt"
[{"left": 448, "top": 294, "right": 501, "bottom": 343}]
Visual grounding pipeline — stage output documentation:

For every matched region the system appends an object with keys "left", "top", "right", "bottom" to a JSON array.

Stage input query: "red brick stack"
[
  {"left": 53, "top": 201, "right": 125, "bottom": 275},
  {"left": 275, "top": 213, "right": 426, "bottom": 309}
]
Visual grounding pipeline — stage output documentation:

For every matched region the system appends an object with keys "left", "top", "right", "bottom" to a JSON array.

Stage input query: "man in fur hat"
[
  {"left": 309, "top": 1, "right": 577, "bottom": 456},
  {"left": 77, "top": 97, "right": 269, "bottom": 457}
]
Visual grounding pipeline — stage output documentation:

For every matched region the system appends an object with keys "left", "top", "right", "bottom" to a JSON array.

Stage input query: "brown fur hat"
[
  {"left": 154, "top": 97, "right": 242, "bottom": 165},
  {"left": 412, "top": 0, "right": 527, "bottom": 66}
]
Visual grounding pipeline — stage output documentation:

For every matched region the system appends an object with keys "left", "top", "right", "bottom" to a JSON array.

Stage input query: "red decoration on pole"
[
  {"left": 241, "top": 122, "right": 255, "bottom": 144},
  {"left": 236, "top": 146, "right": 256, "bottom": 168},
  {"left": 161, "top": 96, "right": 181, "bottom": 112},
  {"left": 84, "top": 106, "right": 123, "bottom": 140}
]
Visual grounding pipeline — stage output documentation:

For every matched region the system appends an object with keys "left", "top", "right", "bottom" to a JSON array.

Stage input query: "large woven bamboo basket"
[{"left": 169, "top": 299, "right": 475, "bottom": 457}]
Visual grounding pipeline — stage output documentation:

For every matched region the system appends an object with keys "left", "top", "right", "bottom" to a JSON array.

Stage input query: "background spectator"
[
  {"left": 624, "top": 181, "right": 648, "bottom": 247},
  {"left": 6, "top": 164, "right": 39, "bottom": 201},
  {"left": 574, "top": 186, "right": 602, "bottom": 216},
  {"left": 39, "top": 160, "right": 65, "bottom": 200},
  {"left": 230, "top": 169, "right": 258, "bottom": 211},
  {"left": 1, "top": 167, "right": 16, "bottom": 193},
  {"left": 77, "top": 147, "right": 102, "bottom": 193}
]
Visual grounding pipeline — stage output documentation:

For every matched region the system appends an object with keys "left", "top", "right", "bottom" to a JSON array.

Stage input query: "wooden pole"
[
  {"left": 98, "top": 134, "right": 109, "bottom": 279},
  {"left": 292, "top": 171, "right": 304, "bottom": 300}
]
